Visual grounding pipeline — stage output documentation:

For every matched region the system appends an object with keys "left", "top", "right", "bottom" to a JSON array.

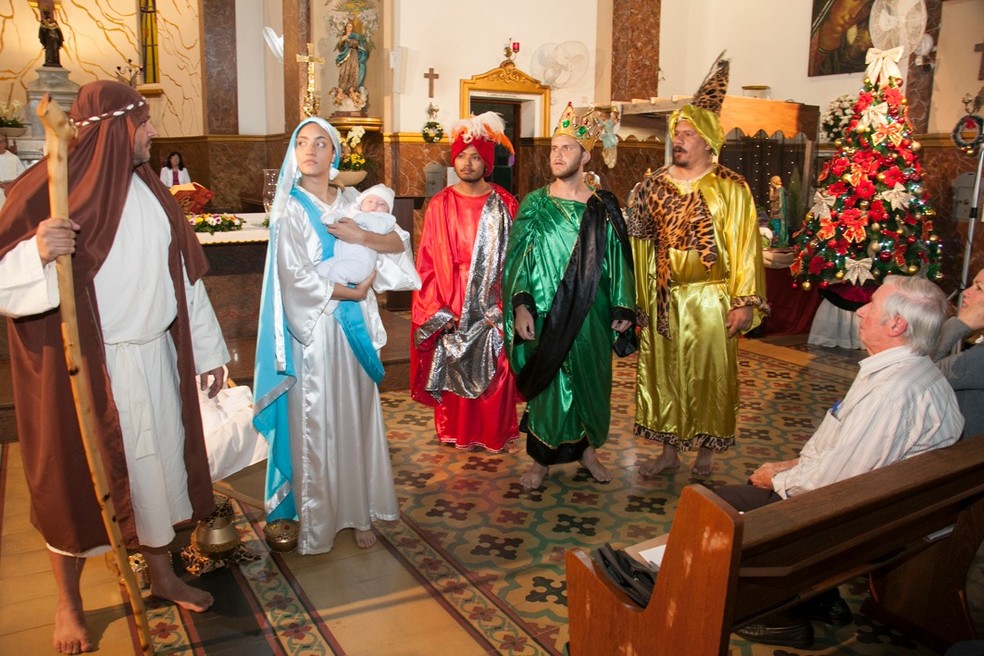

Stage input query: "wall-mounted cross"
[
  {"left": 976, "top": 38, "right": 984, "bottom": 81},
  {"left": 424, "top": 67, "right": 440, "bottom": 99}
]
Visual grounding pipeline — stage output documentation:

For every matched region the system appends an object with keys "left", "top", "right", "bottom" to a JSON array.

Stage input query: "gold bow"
[{"left": 872, "top": 122, "right": 905, "bottom": 147}]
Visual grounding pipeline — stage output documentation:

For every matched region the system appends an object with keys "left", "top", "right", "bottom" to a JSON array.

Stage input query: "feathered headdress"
[
  {"left": 449, "top": 111, "right": 514, "bottom": 178},
  {"left": 669, "top": 51, "right": 729, "bottom": 155}
]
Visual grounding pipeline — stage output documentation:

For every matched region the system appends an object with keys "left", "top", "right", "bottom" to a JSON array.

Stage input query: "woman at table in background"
[
  {"left": 160, "top": 151, "right": 191, "bottom": 188},
  {"left": 253, "top": 117, "right": 419, "bottom": 554}
]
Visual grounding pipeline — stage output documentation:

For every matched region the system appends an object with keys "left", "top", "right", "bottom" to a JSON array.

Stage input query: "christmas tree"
[{"left": 791, "top": 48, "right": 943, "bottom": 292}]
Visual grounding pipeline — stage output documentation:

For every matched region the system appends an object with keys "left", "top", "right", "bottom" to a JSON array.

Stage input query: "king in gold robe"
[{"left": 628, "top": 164, "right": 766, "bottom": 456}]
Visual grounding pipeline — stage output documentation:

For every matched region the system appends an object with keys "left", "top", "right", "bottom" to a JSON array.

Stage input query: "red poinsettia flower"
[
  {"left": 856, "top": 91, "right": 873, "bottom": 111},
  {"left": 869, "top": 199, "right": 888, "bottom": 221},
  {"left": 881, "top": 166, "right": 904, "bottom": 187},
  {"left": 830, "top": 157, "right": 850, "bottom": 177},
  {"left": 882, "top": 87, "right": 903, "bottom": 109},
  {"left": 827, "top": 181, "right": 847, "bottom": 197},
  {"left": 855, "top": 178, "right": 876, "bottom": 200},
  {"left": 809, "top": 255, "right": 827, "bottom": 275},
  {"left": 843, "top": 194, "right": 859, "bottom": 208}
]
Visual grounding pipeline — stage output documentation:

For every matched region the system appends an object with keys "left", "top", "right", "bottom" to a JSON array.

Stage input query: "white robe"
[
  {"left": 276, "top": 186, "right": 415, "bottom": 554},
  {"left": 0, "top": 174, "right": 228, "bottom": 552}
]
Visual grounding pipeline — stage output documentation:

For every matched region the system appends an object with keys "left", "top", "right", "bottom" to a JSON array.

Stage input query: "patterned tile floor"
[{"left": 1, "top": 336, "right": 980, "bottom": 655}]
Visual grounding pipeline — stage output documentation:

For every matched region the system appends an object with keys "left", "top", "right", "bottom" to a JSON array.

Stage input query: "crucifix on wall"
[
  {"left": 424, "top": 67, "right": 440, "bottom": 98},
  {"left": 976, "top": 38, "right": 984, "bottom": 80},
  {"left": 297, "top": 43, "right": 325, "bottom": 117}
]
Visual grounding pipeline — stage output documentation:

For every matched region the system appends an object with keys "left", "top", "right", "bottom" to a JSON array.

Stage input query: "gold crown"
[
  {"left": 554, "top": 103, "right": 619, "bottom": 166},
  {"left": 553, "top": 102, "right": 605, "bottom": 151}
]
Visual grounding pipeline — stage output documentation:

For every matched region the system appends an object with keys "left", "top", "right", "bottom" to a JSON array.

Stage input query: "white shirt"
[
  {"left": 772, "top": 345, "right": 964, "bottom": 498},
  {"left": 0, "top": 174, "right": 227, "bottom": 373},
  {"left": 0, "top": 150, "right": 26, "bottom": 183},
  {"left": 160, "top": 166, "right": 191, "bottom": 188}
]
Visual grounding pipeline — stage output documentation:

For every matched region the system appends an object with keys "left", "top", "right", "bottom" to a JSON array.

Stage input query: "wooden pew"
[{"left": 566, "top": 437, "right": 984, "bottom": 655}]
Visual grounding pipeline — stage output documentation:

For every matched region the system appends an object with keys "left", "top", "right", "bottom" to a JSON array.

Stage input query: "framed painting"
[{"left": 808, "top": 0, "right": 876, "bottom": 76}]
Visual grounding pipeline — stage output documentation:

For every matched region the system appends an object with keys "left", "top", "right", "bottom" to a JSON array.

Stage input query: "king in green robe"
[{"left": 503, "top": 186, "right": 635, "bottom": 472}]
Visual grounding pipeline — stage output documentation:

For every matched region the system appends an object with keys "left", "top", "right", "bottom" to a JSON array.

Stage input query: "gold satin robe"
[{"left": 630, "top": 167, "right": 766, "bottom": 451}]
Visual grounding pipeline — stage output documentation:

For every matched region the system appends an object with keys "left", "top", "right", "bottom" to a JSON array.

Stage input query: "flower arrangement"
[
  {"left": 0, "top": 100, "right": 25, "bottom": 128},
  {"left": 820, "top": 93, "right": 855, "bottom": 143},
  {"left": 188, "top": 213, "right": 245, "bottom": 234},
  {"left": 339, "top": 126, "right": 369, "bottom": 171}
]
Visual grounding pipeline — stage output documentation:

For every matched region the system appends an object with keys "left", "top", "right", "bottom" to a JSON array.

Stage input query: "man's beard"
[
  {"left": 456, "top": 167, "right": 485, "bottom": 183},
  {"left": 551, "top": 158, "right": 581, "bottom": 182}
]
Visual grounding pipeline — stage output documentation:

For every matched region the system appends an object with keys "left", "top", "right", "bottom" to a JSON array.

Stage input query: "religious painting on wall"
[
  {"left": 808, "top": 0, "right": 875, "bottom": 77},
  {"left": 319, "top": 0, "right": 379, "bottom": 116}
]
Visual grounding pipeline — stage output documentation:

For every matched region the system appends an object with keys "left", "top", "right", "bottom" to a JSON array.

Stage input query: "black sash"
[{"left": 515, "top": 190, "right": 632, "bottom": 401}]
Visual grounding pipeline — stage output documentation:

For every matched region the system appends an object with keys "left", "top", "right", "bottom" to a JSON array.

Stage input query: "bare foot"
[
  {"left": 580, "top": 447, "right": 613, "bottom": 483},
  {"left": 151, "top": 575, "right": 214, "bottom": 612},
  {"left": 355, "top": 528, "right": 377, "bottom": 549},
  {"left": 692, "top": 447, "right": 714, "bottom": 476},
  {"left": 520, "top": 462, "right": 548, "bottom": 489},
  {"left": 53, "top": 603, "right": 92, "bottom": 654},
  {"left": 640, "top": 445, "right": 681, "bottom": 478},
  {"left": 144, "top": 549, "right": 213, "bottom": 612}
]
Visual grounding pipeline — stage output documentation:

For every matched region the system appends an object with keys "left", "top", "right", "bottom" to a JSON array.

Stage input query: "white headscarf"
[{"left": 268, "top": 117, "right": 344, "bottom": 371}]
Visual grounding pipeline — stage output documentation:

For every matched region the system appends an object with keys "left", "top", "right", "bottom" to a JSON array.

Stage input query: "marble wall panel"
[
  {"left": 611, "top": 0, "right": 662, "bottom": 101},
  {"left": 202, "top": 0, "right": 239, "bottom": 135},
  {"left": 920, "top": 144, "right": 982, "bottom": 291}
]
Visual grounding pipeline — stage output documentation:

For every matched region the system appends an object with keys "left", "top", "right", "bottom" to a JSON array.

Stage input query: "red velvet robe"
[{"left": 411, "top": 185, "right": 520, "bottom": 451}]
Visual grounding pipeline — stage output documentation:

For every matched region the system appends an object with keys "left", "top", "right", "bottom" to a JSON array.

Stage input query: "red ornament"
[
  {"left": 820, "top": 280, "right": 829, "bottom": 288},
  {"left": 879, "top": 250, "right": 893, "bottom": 261},
  {"left": 827, "top": 239, "right": 837, "bottom": 248}
]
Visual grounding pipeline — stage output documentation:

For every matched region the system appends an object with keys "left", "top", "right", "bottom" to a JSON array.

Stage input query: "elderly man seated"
[{"left": 716, "top": 274, "right": 964, "bottom": 649}]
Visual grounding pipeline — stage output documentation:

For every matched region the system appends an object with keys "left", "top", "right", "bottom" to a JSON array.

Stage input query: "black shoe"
[
  {"left": 806, "top": 589, "right": 854, "bottom": 626},
  {"left": 736, "top": 618, "right": 814, "bottom": 649}
]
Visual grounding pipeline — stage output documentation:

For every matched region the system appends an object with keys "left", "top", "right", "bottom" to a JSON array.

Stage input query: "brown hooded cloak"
[{"left": 0, "top": 80, "right": 215, "bottom": 553}]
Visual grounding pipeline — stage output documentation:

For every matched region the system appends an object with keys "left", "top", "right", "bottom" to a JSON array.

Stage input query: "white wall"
[
  {"left": 235, "top": 0, "right": 286, "bottom": 135},
  {"left": 392, "top": 0, "right": 604, "bottom": 134},
  {"left": 931, "top": 0, "right": 984, "bottom": 133},
  {"left": 660, "top": 0, "right": 876, "bottom": 109}
]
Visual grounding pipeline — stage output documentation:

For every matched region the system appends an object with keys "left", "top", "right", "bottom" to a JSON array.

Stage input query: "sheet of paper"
[{"left": 638, "top": 543, "right": 667, "bottom": 569}]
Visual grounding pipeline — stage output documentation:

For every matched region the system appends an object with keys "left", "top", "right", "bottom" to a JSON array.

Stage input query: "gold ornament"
[
  {"left": 877, "top": 172, "right": 886, "bottom": 182},
  {"left": 801, "top": 280, "right": 812, "bottom": 291},
  {"left": 842, "top": 173, "right": 853, "bottom": 183},
  {"left": 911, "top": 140, "right": 921, "bottom": 151},
  {"left": 907, "top": 263, "right": 919, "bottom": 274},
  {"left": 928, "top": 234, "right": 939, "bottom": 243},
  {"left": 901, "top": 98, "right": 908, "bottom": 106},
  {"left": 834, "top": 138, "right": 843, "bottom": 148},
  {"left": 870, "top": 222, "right": 881, "bottom": 232},
  {"left": 926, "top": 208, "right": 936, "bottom": 217},
  {"left": 859, "top": 200, "right": 869, "bottom": 209},
  {"left": 933, "top": 270, "right": 944, "bottom": 280},
  {"left": 835, "top": 270, "right": 845, "bottom": 279},
  {"left": 868, "top": 240, "right": 880, "bottom": 257},
  {"left": 864, "top": 77, "right": 871, "bottom": 85}
]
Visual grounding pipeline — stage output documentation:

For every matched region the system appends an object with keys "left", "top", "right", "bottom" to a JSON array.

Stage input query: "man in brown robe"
[{"left": 0, "top": 81, "right": 226, "bottom": 654}]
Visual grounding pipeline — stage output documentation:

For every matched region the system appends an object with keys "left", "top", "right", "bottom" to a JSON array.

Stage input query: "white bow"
[
  {"left": 857, "top": 101, "right": 889, "bottom": 132},
  {"left": 844, "top": 257, "right": 875, "bottom": 285},
  {"left": 880, "top": 182, "right": 914, "bottom": 212},
  {"left": 811, "top": 190, "right": 835, "bottom": 220},
  {"left": 865, "top": 47, "right": 903, "bottom": 87}
]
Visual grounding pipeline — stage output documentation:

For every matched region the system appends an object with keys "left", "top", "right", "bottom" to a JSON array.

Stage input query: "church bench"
[{"left": 566, "top": 436, "right": 984, "bottom": 655}]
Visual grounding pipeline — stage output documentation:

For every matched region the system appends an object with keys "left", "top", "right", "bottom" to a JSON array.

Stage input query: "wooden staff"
[{"left": 37, "top": 94, "right": 154, "bottom": 655}]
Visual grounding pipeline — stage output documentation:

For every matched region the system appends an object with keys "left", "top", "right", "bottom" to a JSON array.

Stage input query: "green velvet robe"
[{"left": 503, "top": 186, "right": 635, "bottom": 460}]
